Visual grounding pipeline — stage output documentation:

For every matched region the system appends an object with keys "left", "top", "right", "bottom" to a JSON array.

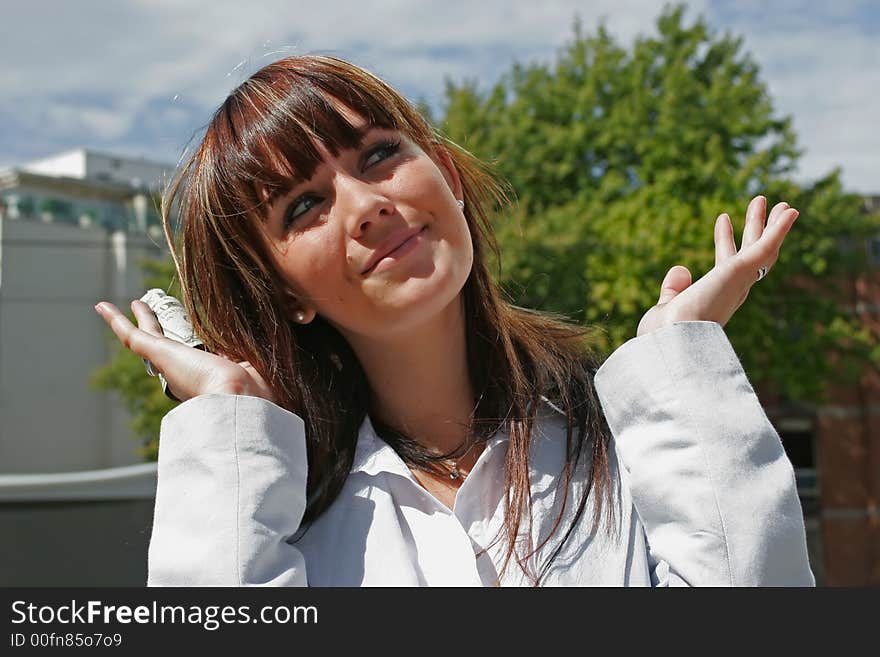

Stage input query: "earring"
[
  {"left": 456, "top": 199, "right": 465, "bottom": 210},
  {"left": 294, "top": 311, "right": 306, "bottom": 323}
]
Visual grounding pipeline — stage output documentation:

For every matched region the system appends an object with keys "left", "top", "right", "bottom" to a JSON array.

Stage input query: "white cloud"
[
  {"left": 43, "top": 103, "right": 131, "bottom": 141},
  {"left": 711, "top": 9, "right": 880, "bottom": 192},
  {"left": 2, "top": 0, "right": 689, "bottom": 163},
  {"left": 3, "top": 0, "right": 688, "bottom": 104},
  {"left": 1, "top": 0, "right": 876, "bottom": 192}
]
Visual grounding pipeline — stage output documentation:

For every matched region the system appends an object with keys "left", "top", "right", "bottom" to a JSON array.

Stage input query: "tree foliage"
[
  {"left": 95, "top": 4, "right": 880, "bottom": 457},
  {"left": 91, "top": 258, "right": 179, "bottom": 460},
  {"left": 441, "top": 4, "right": 880, "bottom": 403}
]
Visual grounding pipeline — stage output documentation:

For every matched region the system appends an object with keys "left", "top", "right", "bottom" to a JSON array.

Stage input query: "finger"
[
  {"left": 129, "top": 300, "right": 165, "bottom": 376},
  {"left": 741, "top": 195, "right": 767, "bottom": 251},
  {"left": 95, "top": 302, "right": 148, "bottom": 356},
  {"left": 130, "top": 300, "right": 164, "bottom": 338},
  {"left": 743, "top": 207, "right": 800, "bottom": 272},
  {"left": 763, "top": 207, "right": 800, "bottom": 247},
  {"left": 714, "top": 213, "right": 737, "bottom": 266},
  {"left": 95, "top": 301, "right": 177, "bottom": 368},
  {"left": 658, "top": 265, "right": 692, "bottom": 305},
  {"left": 767, "top": 201, "right": 789, "bottom": 227}
]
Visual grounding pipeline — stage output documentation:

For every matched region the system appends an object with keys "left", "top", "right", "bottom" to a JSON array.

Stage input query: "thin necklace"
[
  {"left": 446, "top": 439, "right": 480, "bottom": 480},
  {"left": 447, "top": 389, "right": 488, "bottom": 480}
]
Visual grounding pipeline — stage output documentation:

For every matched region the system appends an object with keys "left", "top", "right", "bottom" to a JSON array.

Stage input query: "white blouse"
[{"left": 147, "top": 321, "right": 815, "bottom": 586}]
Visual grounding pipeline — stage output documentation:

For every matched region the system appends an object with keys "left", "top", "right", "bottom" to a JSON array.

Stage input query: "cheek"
[
  {"left": 445, "top": 203, "right": 474, "bottom": 268},
  {"left": 278, "top": 233, "right": 349, "bottom": 302},
  {"left": 397, "top": 157, "right": 451, "bottom": 202},
  {"left": 454, "top": 224, "right": 475, "bottom": 283}
]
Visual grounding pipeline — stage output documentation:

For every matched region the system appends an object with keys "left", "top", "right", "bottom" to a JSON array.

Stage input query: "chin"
[{"left": 380, "top": 261, "right": 470, "bottom": 334}]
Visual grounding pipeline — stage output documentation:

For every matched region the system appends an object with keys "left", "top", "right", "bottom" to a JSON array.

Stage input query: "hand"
[
  {"left": 94, "top": 300, "right": 277, "bottom": 403},
  {"left": 636, "top": 196, "right": 800, "bottom": 337}
]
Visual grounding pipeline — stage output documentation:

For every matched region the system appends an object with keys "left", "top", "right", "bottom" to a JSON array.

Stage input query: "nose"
[{"left": 335, "top": 173, "right": 395, "bottom": 237}]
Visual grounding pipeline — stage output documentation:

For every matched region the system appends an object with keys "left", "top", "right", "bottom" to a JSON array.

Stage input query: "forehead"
[
  {"left": 220, "top": 65, "right": 417, "bottom": 216},
  {"left": 301, "top": 99, "right": 374, "bottom": 164},
  {"left": 254, "top": 96, "right": 387, "bottom": 206},
  {"left": 261, "top": 118, "right": 381, "bottom": 204}
]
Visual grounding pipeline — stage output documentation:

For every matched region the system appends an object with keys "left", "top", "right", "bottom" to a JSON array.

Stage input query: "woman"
[{"left": 94, "top": 55, "right": 813, "bottom": 586}]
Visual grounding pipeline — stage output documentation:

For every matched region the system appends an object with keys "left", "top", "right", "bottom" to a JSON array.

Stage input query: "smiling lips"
[{"left": 361, "top": 226, "right": 426, "bottom": 275}]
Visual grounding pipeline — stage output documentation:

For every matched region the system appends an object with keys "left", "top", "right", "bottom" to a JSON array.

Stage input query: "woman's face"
[{"left": 260, "top": 106, "right": 473, "bottom": 342}]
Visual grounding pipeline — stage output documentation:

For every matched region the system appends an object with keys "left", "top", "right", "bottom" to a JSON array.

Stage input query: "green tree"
[
  {"left": 441, "top": 4, "right": 880, "bottom": 403},
  {"left": 91, "top": 257, "right": 179, "bottom": 460},
  {"left": 96, "top": 4, "right": 880, "bottom": 458}
]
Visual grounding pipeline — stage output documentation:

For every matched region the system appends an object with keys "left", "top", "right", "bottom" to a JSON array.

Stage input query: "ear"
[
  {"left": 282, "top": 289, "right": 316, "bottom": 325},
  {"left": 431, "top": 143, "right": 464, "bottom": 204}
]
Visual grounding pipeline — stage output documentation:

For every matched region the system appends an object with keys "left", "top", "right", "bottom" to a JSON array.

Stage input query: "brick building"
[{"left": 760, "top": 194, "right": 880, "bottom": 586}]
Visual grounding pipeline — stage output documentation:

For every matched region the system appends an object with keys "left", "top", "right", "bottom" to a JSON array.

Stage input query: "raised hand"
[
  {"left": 636, "top": 195, "right": 800, "bottom": 337},
  {"left": 94, "top": 300, "right": 277, "bottom": 403}
]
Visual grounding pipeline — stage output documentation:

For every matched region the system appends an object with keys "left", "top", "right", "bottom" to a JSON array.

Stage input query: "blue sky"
[{"left": 2, "top": 0, "right": 877, "bottom": 192}]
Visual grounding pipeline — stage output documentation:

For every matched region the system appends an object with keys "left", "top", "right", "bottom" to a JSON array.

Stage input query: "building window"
[
  {"left": 1, "top": 194, "right": 37, "bottom": 218},
  {"left": 38, "top": 197, "right": 75, "bottom": 223},
  {"left": 867, "top": 235, "right": 880, "bottom": 268},
  {"left": 777, "top": 421, "right": 818, "bottom": 510},
  {"left": 18, "top": 196, "right": 35, "bottom": 216}
]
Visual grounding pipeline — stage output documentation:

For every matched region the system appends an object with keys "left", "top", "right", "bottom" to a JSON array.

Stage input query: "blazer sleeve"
[
  {"left": 147, "top": 394, "right": 309, "bottom": 586},
  {"left": 593, "top": 320, "right": 815, "bottom": 587}
]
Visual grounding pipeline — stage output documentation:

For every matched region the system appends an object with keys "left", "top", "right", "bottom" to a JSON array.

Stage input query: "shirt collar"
[
  {"left": 349, "top": 414, "right": 412, "bottom": 479},
  {"left": 350, "top": 412, "right": 510, "bottom": 479}
]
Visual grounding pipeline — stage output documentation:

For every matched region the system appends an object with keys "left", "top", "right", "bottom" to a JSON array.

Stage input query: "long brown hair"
[{"left": 162, "top": 54, "right": 616, "bottom": 584}]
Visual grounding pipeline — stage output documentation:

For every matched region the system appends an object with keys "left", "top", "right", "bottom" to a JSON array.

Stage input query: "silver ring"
[{"left": 757, "top": 265, "right": 769, "bottom": 282}]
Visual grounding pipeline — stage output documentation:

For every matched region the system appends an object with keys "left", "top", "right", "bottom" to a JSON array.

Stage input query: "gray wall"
[
  {"left": 0, "top": 499, "right": 153, "bottom": 585},
  {"left": 0, "top": 216, "right": 166, "bottom": 473},
  {"left": 0, "top": 463, "right": 158, "bottom": 585}
]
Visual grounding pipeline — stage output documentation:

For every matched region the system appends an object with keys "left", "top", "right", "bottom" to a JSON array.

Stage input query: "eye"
[
  {"left": 363, "top": 139, "right": 401, "bottom": 169},
  {"left": 284, "top": 193, "right": 322, "bottom": 229}
]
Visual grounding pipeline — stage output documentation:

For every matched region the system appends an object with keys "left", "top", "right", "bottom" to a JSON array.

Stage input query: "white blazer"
[{"left": 147, "top": 321, "right": 815, "bottom": 586}]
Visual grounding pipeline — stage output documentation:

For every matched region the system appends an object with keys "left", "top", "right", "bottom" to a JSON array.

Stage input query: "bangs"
[{"left": 211, "top": 62, "right": 409, "bottom": 215}]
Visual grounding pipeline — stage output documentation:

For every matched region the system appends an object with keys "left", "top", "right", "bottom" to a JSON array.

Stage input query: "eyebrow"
[{"left": 267, "top": 123, "right": 387, "bottom": 211}]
